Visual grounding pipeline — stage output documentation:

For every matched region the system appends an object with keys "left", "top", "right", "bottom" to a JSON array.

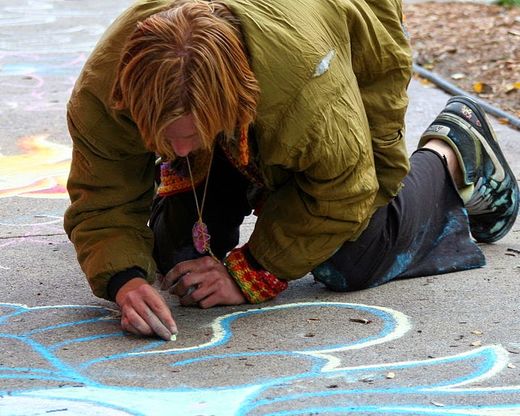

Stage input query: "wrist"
[
  {"left": 108, "top": 266, "right": 146, "bottom": 301},
  {"left": 115, "top": 277, "right": 150, "bottom": 305}
]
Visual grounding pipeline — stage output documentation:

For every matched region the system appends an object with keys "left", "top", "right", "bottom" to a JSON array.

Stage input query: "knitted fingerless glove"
[{"left": 224, "top": 245, "right": 288, "bottom": 304}]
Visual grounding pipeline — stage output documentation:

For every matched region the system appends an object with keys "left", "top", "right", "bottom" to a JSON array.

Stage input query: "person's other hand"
[
  {"left": 159, "top": 256, "right": 246, "bottom": 308},
  {"left": 115, "top": 277, "right": 177, "bottom": 341}
]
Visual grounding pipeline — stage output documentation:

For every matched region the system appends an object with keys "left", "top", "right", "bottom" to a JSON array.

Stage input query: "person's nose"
[{"left": 171, "top": 138, "right": 195, "bottom": 157}]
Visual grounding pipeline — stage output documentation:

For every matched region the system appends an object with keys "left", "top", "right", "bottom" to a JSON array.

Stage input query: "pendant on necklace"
[{"left": 192, "top": 220, "right": 211, "bottom": 254}]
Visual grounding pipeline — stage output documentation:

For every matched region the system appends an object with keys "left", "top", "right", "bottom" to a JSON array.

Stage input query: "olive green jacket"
[{"left": 64, "top": 0, "right": 412, "bottom": 299}]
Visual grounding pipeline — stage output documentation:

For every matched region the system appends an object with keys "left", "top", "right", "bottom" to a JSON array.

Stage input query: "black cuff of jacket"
[{"left": 107, "top": 267, "right": 146, "bottom": 301}]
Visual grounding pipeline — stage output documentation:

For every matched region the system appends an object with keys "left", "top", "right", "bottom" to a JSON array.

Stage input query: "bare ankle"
[{"left": 422, "top": 139, "right": 464, "bottom": 187}]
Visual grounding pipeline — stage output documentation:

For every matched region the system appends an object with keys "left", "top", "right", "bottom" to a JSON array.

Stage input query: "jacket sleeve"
[
  {"left": 248, "top": 92, "right": 379, "bottom": 280},
  {"left": 64, "top": 109, "right": 157, "bottom": 300},
  {"left": 352, "top": 0, "right": 413, "bottom": 204}
]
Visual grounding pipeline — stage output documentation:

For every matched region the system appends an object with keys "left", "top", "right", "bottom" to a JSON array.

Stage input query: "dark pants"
[
  {"left": 312, "top": 148, "right": 485, "bottom": 291},
  {"left": 150, "top": 147, "right": 485, "bottom": 289}
]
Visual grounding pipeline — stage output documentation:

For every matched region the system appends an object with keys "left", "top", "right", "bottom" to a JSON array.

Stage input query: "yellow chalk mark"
[{"left": 0, "top": 135, "right": 71, "bottom": 199}]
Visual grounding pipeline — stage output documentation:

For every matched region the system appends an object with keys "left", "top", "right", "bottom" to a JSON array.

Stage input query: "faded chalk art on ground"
[{"left": 0, "top": 135, "right": 71, "bottom": 199}]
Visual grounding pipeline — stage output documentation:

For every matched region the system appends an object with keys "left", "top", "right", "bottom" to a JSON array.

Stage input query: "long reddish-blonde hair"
[{"left": 111, "top": 0, "right": 260, "bottom": 160}]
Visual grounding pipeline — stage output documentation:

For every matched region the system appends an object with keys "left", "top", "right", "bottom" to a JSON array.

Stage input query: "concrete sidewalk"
[{"left": 1, "top": 1, "right": 520, "bottom": 415}]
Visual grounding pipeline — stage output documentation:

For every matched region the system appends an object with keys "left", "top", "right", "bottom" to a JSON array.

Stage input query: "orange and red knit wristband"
[{"left": 224, "top": 245, "right": 288, "bottom": 304}]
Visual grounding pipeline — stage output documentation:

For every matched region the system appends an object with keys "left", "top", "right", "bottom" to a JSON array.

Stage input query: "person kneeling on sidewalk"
[{"left": 64, "top": 0, "right": 519, "bottom": 340}]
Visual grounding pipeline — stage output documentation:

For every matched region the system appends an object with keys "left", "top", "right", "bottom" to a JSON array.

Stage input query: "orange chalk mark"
[{"left": 0, "top": 135, "right": 71, "bottom": 199}]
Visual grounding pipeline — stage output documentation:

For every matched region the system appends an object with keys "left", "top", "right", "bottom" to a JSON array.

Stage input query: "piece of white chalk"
[{"left": 170, "top": 333, "right": 177, "bottom": 342}]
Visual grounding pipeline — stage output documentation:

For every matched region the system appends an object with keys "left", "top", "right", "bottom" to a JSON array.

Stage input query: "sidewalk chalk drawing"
[
  {"left": 0, "top": 135, "right": 71, "bottom": 199},
  {"left": 0, "top": 214, "right": 65, "bottom": 272},
  {"left": 0, "top": 0, "right": 128, "bottom": 114},
  {"left": 0, "top": 52, "right": 84, "bottom": 113},
  {"left": 1, "top": 302, "right": 520, "bottom": 415},
  {"left": 0, "top": 0, "right": 128, "bottom": 55}
]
